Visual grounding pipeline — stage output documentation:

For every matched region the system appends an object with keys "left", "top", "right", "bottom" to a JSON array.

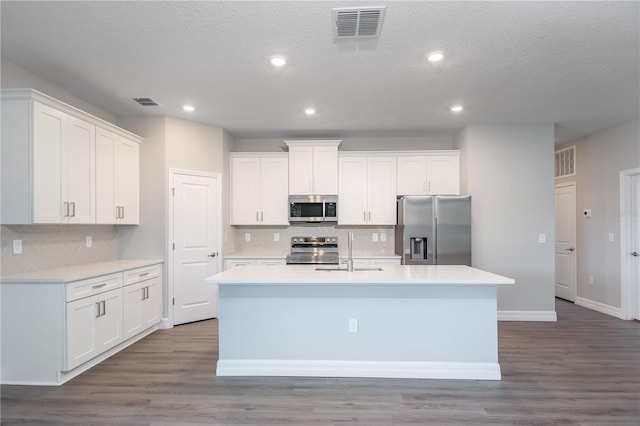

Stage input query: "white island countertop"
[{"left": 206, "top": 264, "right": 514, "bottom": 286}]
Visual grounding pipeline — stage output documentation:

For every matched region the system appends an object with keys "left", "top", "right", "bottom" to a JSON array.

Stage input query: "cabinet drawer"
[
  {"left": 66, "top": 273, "right": 123, "bottom": 302},
  {"left": 124, "top": 264, "right": 161, "bottom": 286}
]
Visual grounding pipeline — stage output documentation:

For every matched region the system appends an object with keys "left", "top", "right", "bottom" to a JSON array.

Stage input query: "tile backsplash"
[
  {"left": 230, "top": 225, "right": 396, "bottom": 257},
  {"left": 1, "top": 225, "right": 117, "bottom": 276}
]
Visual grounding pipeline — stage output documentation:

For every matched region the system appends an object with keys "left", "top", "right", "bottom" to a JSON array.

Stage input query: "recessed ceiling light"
[
  {"left": 270, "top": 56, "right": 287, "bottom": 67},
  {"left": 427, "top": 51, "right": 444, "bottom": 62},
  {"left": 304, "top": 107, "right": 316, "bottom": 116},
  {"left": 183, "top": 105, "right": 195, "bottom": 112},
  {"left": 450, "top": 105, "right": 463, "bottom": 113}
]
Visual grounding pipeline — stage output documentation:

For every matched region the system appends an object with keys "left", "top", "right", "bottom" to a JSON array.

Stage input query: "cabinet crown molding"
[
  {"left": 1, "top": 89, "right": 143, "bottom": 143},
  {"left": 284, "top": 140, "right": 342, "bottom": 149},
  {"left": 339, "top": 149, "right": 459, "bottom": 157}
]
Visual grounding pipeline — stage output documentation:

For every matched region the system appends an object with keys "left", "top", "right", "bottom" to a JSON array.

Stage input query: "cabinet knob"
[{"left": 632, "top": 251, "right": 639, "bottom": 257}]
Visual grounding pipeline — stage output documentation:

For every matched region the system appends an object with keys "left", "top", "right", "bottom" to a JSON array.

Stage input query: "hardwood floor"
[{"left": 1, "top": 299, "right": 639, "bottom": 425}]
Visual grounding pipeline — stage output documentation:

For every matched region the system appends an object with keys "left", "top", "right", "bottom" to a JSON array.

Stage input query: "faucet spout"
[{"left": 347, "top": 231, "right": 354, "bottom": 272}]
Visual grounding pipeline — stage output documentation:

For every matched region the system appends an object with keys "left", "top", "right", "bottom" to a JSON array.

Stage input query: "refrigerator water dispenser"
[{"left": 410, "top": 237, "right": 428, "bottom": 260}]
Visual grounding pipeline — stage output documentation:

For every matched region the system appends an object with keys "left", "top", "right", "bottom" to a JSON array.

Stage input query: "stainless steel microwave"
[{"left": 289, "top": 195, "right": 337, "bottom": 223}]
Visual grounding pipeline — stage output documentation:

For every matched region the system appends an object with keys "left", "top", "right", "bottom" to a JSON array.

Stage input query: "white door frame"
[
  {"left": 620, "top": 168, "right": 640, "bottom": 320},
  {"left": 555, "top": 181, "right": 577, "bottom": 302},
  {"left": 167, "top": 168, "right": 222, "bottom": 328}
]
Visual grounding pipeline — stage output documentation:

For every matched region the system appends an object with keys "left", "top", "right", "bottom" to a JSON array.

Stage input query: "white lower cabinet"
[
  {"left": 1, "top": 260, "right": 163, "bottom": 385},
  {"left": 123, "top": 267, "right": 162, "bottom": 340},
  {"left": 66, "top": 287, "right": 123, "bottom": 371}
]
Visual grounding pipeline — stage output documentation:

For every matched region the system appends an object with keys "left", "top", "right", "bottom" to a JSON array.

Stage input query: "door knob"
[
  {"left": 632, "top": 251, "right": 639, "bottom": 257},
  {"left": 565, "top": 247, "right": 575, "bottom": 252},
  {"left": 208, "top": 252, "right": 218, "bottom": 258}
]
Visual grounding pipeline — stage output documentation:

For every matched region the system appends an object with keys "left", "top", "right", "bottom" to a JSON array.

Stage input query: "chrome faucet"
[{"left": 346, "top": 231, "right": 354, "bottom": 272}]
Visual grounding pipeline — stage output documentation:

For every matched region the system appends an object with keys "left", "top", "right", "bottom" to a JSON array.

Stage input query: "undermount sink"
[{"left": 315, "top": 266, "right": 384, "bottom": 272}]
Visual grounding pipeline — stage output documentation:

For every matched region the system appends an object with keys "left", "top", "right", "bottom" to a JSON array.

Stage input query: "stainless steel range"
[{"left": 285, "top": 236, "right": 339, "bottom": 265}]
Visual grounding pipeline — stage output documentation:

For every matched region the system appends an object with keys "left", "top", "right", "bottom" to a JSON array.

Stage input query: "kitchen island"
[{"left": 205, "top": 264, "right": 514, "bottom": 380}]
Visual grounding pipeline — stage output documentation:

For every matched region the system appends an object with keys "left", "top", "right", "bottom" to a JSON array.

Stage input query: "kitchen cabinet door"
[
  {"left": 338, "top": 156, "right": 368, "bottom": 225},
  {"left": 116, "top": 138, "right": 140, "bottom": 224},
  {"left": 230, "top": 157, "right": 261, "bottom": 225},
  {"left": 33, "top": 103, "right": 96, "bottom": 223},
  {"left": 96, "top": 128, "right": 140, "bottom": 224},
  {"left": 338, "top": 156, "right": 396, "bottom": 225},
  {"left": 123, "top": 276, "right": 161, "bottom": 340},
  {"left": 288, "top": 146, "right": 314, "bottom": 195},
  {"left": 397, "top": 156, "right": 428, "bottom": 195},
  {"left": 286, "top": 141, "right": 340, "bottom": 195},
  {"left": 66, "top": 288, "right": 123, "bottom": 371},
  {"left": 427, "top": 155, "right": 460, "bottom": 195},
  {"left": 367, "top": 157, "right": 397, "bottom": 225},
  {"left": 258, "top": 156, "right": 289, "bottom": 225}
]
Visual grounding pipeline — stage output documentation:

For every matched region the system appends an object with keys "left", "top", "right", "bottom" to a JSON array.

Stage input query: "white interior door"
[
  {"left": 171, "top": 172, "right": 221, "bottom": 326},
  {"left": 555, "top": 183, "right": 577, "bottom": 301}
]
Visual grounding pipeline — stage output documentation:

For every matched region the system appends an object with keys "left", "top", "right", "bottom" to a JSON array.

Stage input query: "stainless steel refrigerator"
[{"left": 395, "top": 195, "right": 471, "bottom": 266}]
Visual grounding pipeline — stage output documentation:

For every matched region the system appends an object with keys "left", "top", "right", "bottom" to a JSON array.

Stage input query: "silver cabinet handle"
[
  {"left": 363, "top": 211, "right": 366, "bottom": 222},
  {"left": 369, "top": 211, "right": 371, "bottom": 221},
  {"left": 70, "top": 202, "right": 76, "bottom": 217},
  {"left": 261, "top": 211, "right": 264, "bottom": 221},
  {"left": 141, "top": 287, "right": 146, "bottom": 301},
  {"left": 64, "top": 202, "right": 69, "bottom": 218},
  {"left": 632, "top": 251, "right": 639, "bottom": 257},
  {"left": 95, "top": 302, "right": 101, "bottom": 318},
  {"left": 92, "top": 283, "right": 107, "bottom": 289},
  {"left": 121, "top": 206, "right": 124, "bottom": 219},
  {"left": 101, "top": 300, "right": 106, "bottom": 316},
  {"left": 256, "top": 211, "right": 259, "bottom": 222}
]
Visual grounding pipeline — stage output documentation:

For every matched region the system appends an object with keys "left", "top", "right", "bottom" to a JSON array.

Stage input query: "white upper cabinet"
[
  {"left": 285, "top": 140, "right": 341, "bottom": 195},
  {"left": 396, "top": 152, "right": 460, "bottom": 196},
  {"left": 96, "top": 128, "right": 140, "bottom": 224},
  {"left": 1, "top": 89, "right": 142, "bottom": 225},
  {"left": 338, "top": 155, "right": 397, "bottom": 225},
  {"left": 230, "top": 153, "right": 289, "bottom": 225},
  {"left": 31, "top": 102, "right": 95, "bottom": 223}
]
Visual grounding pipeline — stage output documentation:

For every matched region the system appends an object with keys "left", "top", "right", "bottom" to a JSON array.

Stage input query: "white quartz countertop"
[
  {"left": 1, "top": 259, "right": 164, "bottom": 283},
  {"left": 206, "top": 264, "right": 514, "bottom": 286}
]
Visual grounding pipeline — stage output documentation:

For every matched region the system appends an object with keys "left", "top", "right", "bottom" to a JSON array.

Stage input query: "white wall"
[
  {"left": 1, "top": 58, "right": 116, "bottom": 123},
  {"left": 455, "top": 124, "right": 556, "bottom": 315},
  {"left": 556, "top": 118, "right": 640, "bottom": 310}
]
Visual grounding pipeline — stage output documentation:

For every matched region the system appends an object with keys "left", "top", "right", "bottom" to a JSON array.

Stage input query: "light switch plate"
[
  {"left": 274, "top": 232, "right": 280, "bottom": 242},
  {"left": 348, "top": 318, "right": 358, "bottom": 333},
  {"left": 244, "top": 232, "right": 251, "bottom": 242},
  {"left": 12, "top": 240, "right": 22, "bottom": 254},
  {"left": 86, "top": 236, "right": 92, "bottom": 248},
  {"left": 380, "top": 232, "right": 386, "bottom": 242},
  {"left": 372, "top": 232, "right": 378, "bottom": 242},
  {"left": 538, "top": 233, "right": 546, "bottom": 243}
]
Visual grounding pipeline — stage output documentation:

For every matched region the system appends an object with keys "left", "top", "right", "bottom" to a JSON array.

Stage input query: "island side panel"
[{"left": 217, "top": 283, "right": 500, "bottom": 379}]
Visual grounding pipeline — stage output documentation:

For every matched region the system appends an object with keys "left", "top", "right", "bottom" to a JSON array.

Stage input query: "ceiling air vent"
[
  {"left": 132, "top": 97, "right": 160, "bottom": 107},
  {"left": 332, "top": 6, "right": 386, "bottom": 38}
]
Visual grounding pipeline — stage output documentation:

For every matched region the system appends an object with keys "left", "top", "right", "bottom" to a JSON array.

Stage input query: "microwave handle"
[{"left": 322, "top": 200, "right": 326, "bottom": 221}]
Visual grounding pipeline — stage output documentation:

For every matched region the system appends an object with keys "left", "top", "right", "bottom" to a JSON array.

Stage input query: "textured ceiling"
[{"left": 1, "top": 1, "right": 638, "bottom": 142}]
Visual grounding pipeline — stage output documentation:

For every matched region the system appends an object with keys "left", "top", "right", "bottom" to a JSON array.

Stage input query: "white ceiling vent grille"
[
  {"left": 332, "top": 6, "right": 386, "bottom": 38},
  {"left": 133, "top": 97, "right": 160, "bottom": 107}
]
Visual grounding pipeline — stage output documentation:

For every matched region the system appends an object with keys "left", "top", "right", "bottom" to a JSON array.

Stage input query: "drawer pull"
[
  {"left": 92, "top": 283, "right": 107, "bottom": 289},
  {"left": 139, "top": 272, "right": 150, "bottom": 277}
]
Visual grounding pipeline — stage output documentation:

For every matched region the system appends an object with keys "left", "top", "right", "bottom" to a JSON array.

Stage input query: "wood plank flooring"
[{"left": 1, "top": 299, "right": 639, "bottom": 425}]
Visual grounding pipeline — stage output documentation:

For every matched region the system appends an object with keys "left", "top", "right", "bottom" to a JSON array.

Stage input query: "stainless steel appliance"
[
  {"left": 395, "top": 195, "right": 471, "bottom": 265},
  {"left": 289, "top": 195, "right": 337, "bottom": 224},
  {"left": 285, "top": 236, "right": 339, "bottom": 264}
]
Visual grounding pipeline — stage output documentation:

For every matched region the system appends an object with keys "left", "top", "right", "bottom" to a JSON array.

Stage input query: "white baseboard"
[
  {"left": 217, "top": 359, "right": 502, "bottom": 380},
  {"left": 575, "top": 297, "right": 624, "bottom": 319},
  {"left": 159, "top": 317, "right": 173, "bottom": 329},
  {"left": 498, "top": 310, "right": 557, "bottom": 321}
]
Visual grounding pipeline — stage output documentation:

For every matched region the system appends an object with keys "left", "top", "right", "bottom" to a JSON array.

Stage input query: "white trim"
[
  {"left": 554, "top": 181, "right": 577, "bottom": 302},
  {"left": 620, "top": 168, "right": 640, "bottom": 320},
  {"left": 575, "top": 297, "right": 624, "bottom": 319},
  {"left": 167, "top": 169, "right": 223, "bottom": 327},
  {"left": 498, "top": 310, "right": 557, "bottom": 321},
  {"left": 217, "top": 359, "right": 501, "bottom": 380}
]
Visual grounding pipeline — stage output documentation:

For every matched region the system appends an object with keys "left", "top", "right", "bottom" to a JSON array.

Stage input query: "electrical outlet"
[
  {"left": 380, "top": 232, "right": 386, "bottom": 242},
  {"left": 86, "top": 236, "right": 92, "bottom": 248},
  {"left": 12, "top": 240, "right": 22, "bottom": 255},
  {"left": 372, "top": 232, "right": 378, "bottom": 242},
  {"left": 348, "top": 318, "right": 358, "bottom": 333},
  {"left": 538, "top": 233, "right": 546, "bottom": 243},
  {"left": 274, "top": 232, "right": 280, "bottom": 242},
  {"left": 244, "top": 232, "right": 251, "bottom": 242},
  {"left": 608, "top": 233, "right": 614, "bottom": 242}
]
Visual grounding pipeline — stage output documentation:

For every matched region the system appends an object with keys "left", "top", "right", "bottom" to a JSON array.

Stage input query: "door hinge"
[
  {"left": 172, "top": 243, "right": 175, "bottom": 250},
  {"left": 172, "top": 297, "right": 175, "bottom": 305},
  {"left": 171, "top": 187, "right": 175, "bottom": 196}
]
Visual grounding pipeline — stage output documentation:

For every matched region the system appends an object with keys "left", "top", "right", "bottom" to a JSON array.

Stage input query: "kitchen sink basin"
[{"left": 315, "top": 266, "right": 384, "bottom": 272}]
